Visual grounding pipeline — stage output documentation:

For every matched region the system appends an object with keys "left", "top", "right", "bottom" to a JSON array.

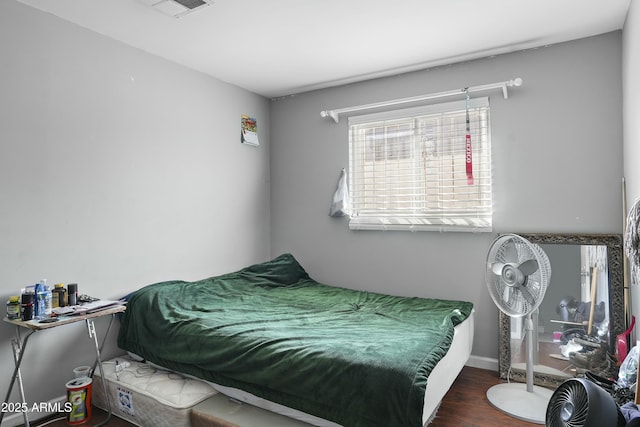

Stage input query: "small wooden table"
[{"left": 1, "top": 303, "right": 126, "bottom": 427}]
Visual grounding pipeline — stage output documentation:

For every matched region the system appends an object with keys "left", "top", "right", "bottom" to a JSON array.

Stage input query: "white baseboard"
[
  {"left": 466, "top": 355, "right": 499, "bottom": 372},
  {"left": 1, "top": 395, "right": 67, "bottom": 427}
]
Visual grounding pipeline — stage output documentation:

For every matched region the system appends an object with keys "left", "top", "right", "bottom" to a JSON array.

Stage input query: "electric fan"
[
  {"left": 546, "top": 378, "right": 625, "bottom": 427},
  {"left": 485, "top": 234, "right": 554, "bottom": 424}
]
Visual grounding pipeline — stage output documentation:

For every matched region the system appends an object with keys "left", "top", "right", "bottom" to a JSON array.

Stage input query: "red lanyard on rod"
[{"left": 465, "top": 89, "right": 474, "bottom": 185}]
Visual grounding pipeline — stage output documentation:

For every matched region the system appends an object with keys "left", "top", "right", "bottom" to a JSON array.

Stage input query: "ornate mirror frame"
[{"left": 497, "top": 233, "right": 624, "bottom": 388}]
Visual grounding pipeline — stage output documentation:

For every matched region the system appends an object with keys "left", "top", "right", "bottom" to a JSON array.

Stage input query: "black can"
[
  {"left": 21, "top": 293, "right": 34, "bottom": 321},
  {"left": 68, "top": 283, "right": 78, "bottom": 306}
]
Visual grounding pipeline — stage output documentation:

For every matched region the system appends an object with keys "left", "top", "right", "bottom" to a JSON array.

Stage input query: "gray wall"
[
  {"left": 0, "top": 1, "right": 270, "bottom": 419},
  {"left": 623, "top": 0, "right": 640, "bottom": 341},
  {"left": 270, "top": 32, "right": 624, "bottom": 362},
  {"left": 624, "top": 0, "right": 640, "bottom": 206}
]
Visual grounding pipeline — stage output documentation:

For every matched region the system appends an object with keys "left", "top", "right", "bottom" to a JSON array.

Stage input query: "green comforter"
[{"left": 117, "top": 254, "right": 473, "bottom": 427}]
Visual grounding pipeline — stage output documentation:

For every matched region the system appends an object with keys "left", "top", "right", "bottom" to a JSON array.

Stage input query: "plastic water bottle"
[
  {"left": 34, "top": 282, "right": 44, "bottom": 320},
  {"left": 34, "top": 279, "right": 50, "bottom": 320},
  {"left": 44, "top": 284, "right": 52, "bottom": 317}
]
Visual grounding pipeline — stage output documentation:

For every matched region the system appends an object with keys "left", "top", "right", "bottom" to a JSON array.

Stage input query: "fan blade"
[
  {"left": 518, "top": 259, "right": 539, "bottom": 276},
  {"left": 492, "top": 262, "right": 505, "bottom": 276},
  {"left": 503, "top": 285, "right": 510, "bottom": 302},
  {"left": 503, "top": 239, "right": 519, "bottom": 264},
  {"left": 515, "top": 284, "right": 536, "bottom": 307}
]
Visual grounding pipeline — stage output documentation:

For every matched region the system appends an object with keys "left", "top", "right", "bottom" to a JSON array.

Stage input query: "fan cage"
[
  {"left": 545, "top": 378, "right": 623, "bottom": 427},
  {"left": 486, "top": 234, "right": 551, "bottom": 318},
  {"left": 547, "top": 380, "right": 590, "bottom": 426}
]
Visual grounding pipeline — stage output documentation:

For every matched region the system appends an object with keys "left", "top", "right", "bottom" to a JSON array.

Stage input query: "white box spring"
[{"left": 93, "top": 356, "right": 217, "bottom": 427}]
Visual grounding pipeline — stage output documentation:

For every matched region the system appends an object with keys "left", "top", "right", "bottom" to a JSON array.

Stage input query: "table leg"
[
  {"left": 1, "top": 327, "right": 36, "bottom": 427},
  {"left": 86, "top": 315, "right": 114, "bottom": 427},
  {"left": 12, "top": 329, "right": 30, "bottom": 427}
]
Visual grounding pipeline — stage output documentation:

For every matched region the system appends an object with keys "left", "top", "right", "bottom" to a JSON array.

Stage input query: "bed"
[{"left": 117, "top": 253, "right": 474, "bottom": 427}]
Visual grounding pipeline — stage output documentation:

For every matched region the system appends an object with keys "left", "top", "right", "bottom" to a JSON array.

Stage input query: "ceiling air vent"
[{"left": 139, "top": 0, "right": 214, "bottom": 18}]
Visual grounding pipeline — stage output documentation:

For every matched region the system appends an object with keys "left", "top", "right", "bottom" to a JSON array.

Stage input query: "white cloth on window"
[{"left": 329, "top": 168, "right": 351, "bottom": 217}]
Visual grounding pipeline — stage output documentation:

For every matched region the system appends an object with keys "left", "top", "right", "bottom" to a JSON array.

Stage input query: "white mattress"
[
  {"left": 207, "top": 310, "right": 475, "bottom": 427},
  {"left": 93, "top": 357, "right": 217, "bottom": 427}
]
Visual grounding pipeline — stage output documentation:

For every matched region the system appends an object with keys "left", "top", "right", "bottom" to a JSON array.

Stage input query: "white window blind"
[{"left": 348, "top": 98, "right": 492, "bottom": 232}]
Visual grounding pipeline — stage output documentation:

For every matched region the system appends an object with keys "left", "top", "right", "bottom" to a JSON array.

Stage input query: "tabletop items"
[{"left": 6, "top": 280, "right": 80, "bottom": 321}]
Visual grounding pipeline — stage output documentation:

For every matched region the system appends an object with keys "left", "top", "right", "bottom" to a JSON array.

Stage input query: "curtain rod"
[{"left": 320, "top": 77, "right": 523, "bottom": 123}]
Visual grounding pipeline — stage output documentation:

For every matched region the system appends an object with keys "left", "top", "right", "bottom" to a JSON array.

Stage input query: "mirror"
[{"left": 497, "top": 233, "right": 625, "bottom": 389}]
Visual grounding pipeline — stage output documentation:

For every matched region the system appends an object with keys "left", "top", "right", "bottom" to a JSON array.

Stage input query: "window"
[{"left": 348, "top": 98, "right": 492, "bottom": 232}]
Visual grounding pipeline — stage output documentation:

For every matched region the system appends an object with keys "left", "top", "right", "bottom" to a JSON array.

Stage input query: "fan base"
[{"left": 486, "top": 382, "right": 554, "bottom": 424}]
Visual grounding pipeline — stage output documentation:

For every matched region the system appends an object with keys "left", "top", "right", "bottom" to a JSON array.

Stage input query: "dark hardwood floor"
[
  {"left": 29, "top": 366, "right": 541, "bottom": 427},
  {"left": 429, "top": 366, "right": 541, "bottom": 427}
]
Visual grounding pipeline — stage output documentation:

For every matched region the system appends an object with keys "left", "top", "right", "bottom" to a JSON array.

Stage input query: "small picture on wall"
[{"left": 241, "top": 115, "right": 259, "bottom": 146}]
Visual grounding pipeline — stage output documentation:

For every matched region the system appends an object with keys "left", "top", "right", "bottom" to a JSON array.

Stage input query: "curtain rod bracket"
[{"left": 320, "top": 110, "right": 340, "bottom": 123}]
